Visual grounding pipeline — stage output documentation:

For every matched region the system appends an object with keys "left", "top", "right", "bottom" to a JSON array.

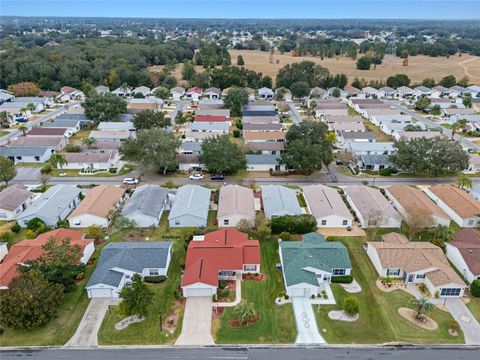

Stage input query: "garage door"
[
  {"left": 289, "top": 288, "right": 307, "bottom": 298},
  {"left": 89, "top": 288, "right": 113, "bottom": 298},
  {"left": 185, "top": 287, "right": 213, "bottom": 297}
]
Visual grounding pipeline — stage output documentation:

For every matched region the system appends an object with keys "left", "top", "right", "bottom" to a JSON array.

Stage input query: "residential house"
[
  {"left": 431, "top": 85, "right": 450, "bottom": 98},
  {"left": 0, "top": 146, "right": 54, "bottom": 164},
  {"left": 344, "top": 85, "right": 363, "bottom": 98},
  {"left": 316, "top": 102, "right": 349, "bottom": 118},
  {"left": 95, "top": 85, "right": 110, "bottom": 95},
  {"left": 394, "top": 131, "right": 443, "bottom": 141},
  {"left": 346, "top": 141, "right": 395, "bottom": 155},
  {"left": 386, "top": 185, "right": 450, "bottom": 227},
  {"left": 356, "top": 154, "right": 392, "bottom": 171},
  {"left": 327, "top": 87, "right": 348, "bottom": 99},
  {"left": 467, "top": 154, "right": 480, "bottom": 173},
  {"left": 279, "top": 232, "right": 352, "bottom": 298},
  {"left": 132, "top": 86, "right": 152, "bottom": 98},
  {"left": 187, "top": 121, "right": 229, "bottom": 134},
  {"left": 97, "top": 121, "right": 135, "bottom": 132},
  {"left": 337, "top": 131, "right": 376, "bottom": 148},
  {"left": 429, "top": 98, "right": 463, "bottom": 110},
  {"left": 467, "top": 85, "right": 480, "bottom": 98},
  {"left": 127, "top": 98, "right": 163, "bottom": 114},
  {"left": 178, "top": 154, "right": 203, "bottom": 172},
  {"left": 121, "top": 185, "right": 169, "bottom": 228},
  {"left": 443, "top": 108, "right": 476, "bottom": 123},
  {"left": 89, "top": 130, "right": 134, "bottom": 144},
  {"left": 258, "top": 87, "right": 274, "bottom": 100},
  {"left": 198, "top": 99, "right": 224, "bottom": 109},
  {"left": 246, "top": 154, "right": 286, "bottom": 172},
  {"left": 86, "top": 242, "right": 173, "bottom": 298},
  {"left": 181, "top": 229, "right": 260, "bottom": 297},
  {"left": 302, "top": 185, "right": 352, "bottom": 228},
  {"left": 243, "top": 131, "right": 285, "bottom": 144},
  {"left": 42, "top": 119, "right": 81, "bottom": 136},
  {"left": 63, "top": 150, "right": 119, "bottom": 171},
  {"left": 170, "top": 86, "right": 185, "bottom": 100},
  {"left": 185, "top": 87, "right": 202, "bottom": 101},
  {"left": 9, "top": 135, "right": 67, "bottom": 151},
  {"left": 242, "top": 110, "right": 278, "bottom": 117},
  {"left": 0, "top": 243, "right": 7, "bottom": 262},
  {"left": 168, "top": 185, "right": 211, "bottom": 227},
  {"left": 196, "top": 108, "right": 231, "bottom": 117},
  {"left": 246, "top": 141, "right": 285, "bottom": 155},
  {"left": 0, "top": 89, "right": 15, "bottom": 105},
  {"left": 242, "top": 116, "right": 280, "bottom": 124},
  {"left": 56, "top": 86, "right": 85, "bottom": 102},
  {"left": 242, "top": 104, "right": 276, "bottom": 112},
  {"left": 0, "top": 185, "right": 35, "bottom": 221},
  {"left": 364, "top": 109, "right": 403, "bottom": 123},
  {"left": 413, "top": 86, "right": 432, "bottom": 98},
  {"left": 380, "top": 121, "right": 425, "bottom": 135},
  {"left": 16, "top": 185, "right": 82, "bottom": 227},
  {"left": 112, "top": 86, "right": 132, "bottom": 97},
  {"left": 242, "top": 123, "right": 284, "bottom": 132},
  {"left": 331, "top": 122, "right": 366, "bottom": 132},
  {"left": 344, "top": 185, "right": 401, "bottom": 228},
  {"left": 379, "top": 86, "right": 396, "bottom": 98},
  {"left": 362, "top": 86, "right": 381, "bottom": 98},
  {"left": 366, "top": 232, "right": 466, "bottom": 298},
  {"left": 0, "top": 229, "right": 95, "bottom": 289},
  {"left": 217, "top": 185, "right": 255, "bottom": 228},
  {"left": 370, "top": 114, "right": 412, "bottom": 126},
  {"left": 394, "top": 86, "right": 414, "bottom": 98},
  {"left": 449, "top": 86, "right": 468, "bottom": 98},
  {"left": 446, "top": 229, "right": 480, "bottom": 284},
  {"left": 324, "top": 115, "right": 363, "bottom": 124},
  {"left": 180, "top": 141, "right": 202, "bottom": 155},
  {"left": 261, "top": 185, "right": 302, "bottom": 218},
  {"left": 194, "top": 115, "right": 231, "bottom": 125},
  {"left": 310, "top": 87, "right": 327, "bottom": 99},
  {"left": 203, "top": 87, "right": 221, "bottom": 99},
  {"left": 27, "top": 127, "right": 70, "bottom": 138},
  {"left": 349, "top": 98, "right": 384, "bottom": 112},
  {"left": 424, "top": 185, "right": 480, "bottom": 227},
  {"left": 68, "top": 185, "right": 125, "bottom": 228}
]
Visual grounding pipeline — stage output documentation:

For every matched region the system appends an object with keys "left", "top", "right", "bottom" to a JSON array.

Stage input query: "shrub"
[
  {"left": 56, "top": 219, "right": 69, "bottom": 228},
  {"left": 64, "top": 144, "right": 81, "bottom": 152},
  {"left": 270, "top": 214, "right": 317, "bottom": 234},
  {"left": 163, "top": 181, "right": 176, "bottom": 189},
  {"left": 471, "top": 279, "right": 480, "bottom": 298},
  {"left": 331, "top": 275, "right": 353, "bottom": 284},
  {"left": 10, "top": 222, "right": 21, "bottom": 233},
  {"left": 174, "top": 289, "right": 184, "bottom": 301},
  {"left": 218, "top": 288, "right": 230, "bottom": 298},
  {"left": 40, "top": 164, "right": 52, "bottom": 174},
  {"left": 109, "top": 167, "right": 117, "bottom": 173},
  {"left": 25, "top": 229, "right": 37, "bottom": 239},
  {"left": 233, "top": 129, "right": 240, "bottom": 138},
  {"left": 219, "top": 280, "right": 228, "bottom": 289},
  {"left": 343, "top": 296, "right": 360, "bottom": 316},
  {"left": 278, "top": 291, "right": 285, "bottom": 299},
  {"left": 379, "top": 168, "right": 392, "bottom": 176},
  {"left": 449, "top": 320, "right": 460, "bottom": 333},
  {"left": 0, "top": 231, "right": 14, "bottom": 247},
  {"left": 279, "top": 231, "right": 293, "bottom": 241},
  {"left": 26, "top": 217, "right": 46, "bottom": 232},
  {"left": 144, "top": 275, "right": 167, "bottom": 284}
]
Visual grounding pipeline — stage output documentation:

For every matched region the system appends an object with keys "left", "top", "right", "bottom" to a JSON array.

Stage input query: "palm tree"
[
  {"left": 409, "top": 297, "right": 434, "bottom": 320},
  {"left": 49, "top": 153, "right": 68, "bottom": 169},
  {"left": 82, "top": 137, "right": 97, "bottom": 149},
  {"left": 233, "top": 302, "right": 257, "bottom": 326},
  {"left": 434, "top": 224, "right": 453, "bottom": 243},
  {"left": 456, "top": 174, "right": 472, "bottom": 190},
  {"left": 18, "top": 125, "right": 28, "bottom": 135}
]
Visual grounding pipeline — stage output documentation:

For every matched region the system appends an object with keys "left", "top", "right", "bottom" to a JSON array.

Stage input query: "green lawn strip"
[
  {"left": 315, "top": 237, "right": 464, "bottom": 344},
  {"left": 98, "top": 227, "right": 189, "bottom": 345},
  {"left": 207, "top": 210, "right": 218, "bottom": 227},
  {"left": 0, "top": 130, "right": 9, "bottom": 137},
  {"left": 466, "top": 297, "right": 480, "bottom": 322},
  {"left": 0, "top": 249, "right": 100, "bottom": 346},
  {"left": 214, "top": 239, "right": 296, "bottom": 344},
  {"left": 362, "top": 120, "right": 393, "bottom": 142}
]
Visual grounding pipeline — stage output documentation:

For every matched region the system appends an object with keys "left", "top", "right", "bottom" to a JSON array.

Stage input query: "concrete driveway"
[
  {"left": 175, "top": 297, "right": 214, "bottom": 346},
  {"left": 13, "top": 167, "right": 41, "bottom": 183},
  {"left": 444, "top": 298, "right": 480, "bottom": 345},
  {"left": 292, "top": 298, "right": 326, "bottom": 344},
  {"left": 66, "top": 299, "right": 114, "bottom": 347}
]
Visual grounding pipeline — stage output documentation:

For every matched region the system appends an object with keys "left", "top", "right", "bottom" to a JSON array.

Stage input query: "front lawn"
[
  {"left": 466, "top": 297, "right": 480, "bottom": 322},
  {"left": 213, "top": 239, "right": 296, "bottom": 344},
  {"left": 314, "top": 237, "right": 464, "bottom": 344},
  {"left": 0, "top": 249, "right": 99, "bottom": 346}
]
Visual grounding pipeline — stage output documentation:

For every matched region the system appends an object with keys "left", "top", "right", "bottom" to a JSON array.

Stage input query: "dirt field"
[{"left": 150, "top": 50, "right": 480, "bottom": 85}]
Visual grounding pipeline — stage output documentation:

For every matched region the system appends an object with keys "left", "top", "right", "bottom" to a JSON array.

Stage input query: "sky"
[{"left": 1, "top": 0, "right": 479, "bottom": 19}]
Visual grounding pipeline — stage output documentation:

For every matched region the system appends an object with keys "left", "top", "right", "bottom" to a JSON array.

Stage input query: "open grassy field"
[{"left": 315, "top": 236, "right": 464, "bottom": 344}]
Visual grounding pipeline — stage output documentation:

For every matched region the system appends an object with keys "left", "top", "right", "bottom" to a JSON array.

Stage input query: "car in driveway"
[
  {"left": 210, "top": 173, "right": 224, "bottom": 180},
  {"left": 122, "top": 177, "right": 139, "bottom": 185},
  {"left": 189, "top": 173, "right": 204, "bottom": 180}
]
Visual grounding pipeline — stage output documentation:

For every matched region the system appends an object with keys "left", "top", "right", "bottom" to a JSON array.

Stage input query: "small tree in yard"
[
  {"left": 456, "top": 174, "right": 472, "bottom": 190},
  {"left": 49, "top": 153, "right": 68, "bottom": 169},
  {"left": 0, "top": 156, "right": 16, "bottom": 185},
  {"left": 233, "top": 301, "right": 257, "bottom": 326},
  {"left": 270, "top": 214, "right": 317, "bottom": 234},
  {"left": 119, "top": 274, "right": 154, "bottom": 317},
  {"left": 470, "top": 279, "right": 480, "bottom": 298},
  {"left": 409, "top": 297, "right": 434, "bottom": 320},
  {"left": 199, "top": 135, "right": 246, "bottom": 175},
  {"left": 256, "top": 224, "right": 272, "bottom": 241},
  {"left": 0, "top": 270, "right": 64, "bottom": 330},
  {"left": 366, "top": 210, "right": 385, "bottom": 242},
  {"left": 403, "top": 207, "right": 435, "bottom": 240},
  {"left": 224, "top": 87, "right": 249, "bottom": 116},
  {"left": 343, "top": 296, "right": 360, "bottom": 316},
  {"left": 85, "top": 224, "right": 106, "bottom": 243}
]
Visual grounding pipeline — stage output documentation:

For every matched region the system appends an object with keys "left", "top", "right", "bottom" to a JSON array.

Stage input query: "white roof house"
[
  {"left": 347, "top": 142, "right": 395, "bottom": 155},
  {"left": 132, "top": 86, "right": 152, "bottom": 97},
  {"left": 168, "top": 185, "right": 211, "bottom": 227},
  {"left": 261, "top": 185, "right": 302, "bottom": 219},
  {"left": 97, "top": 121, "right": 135, "bottom": 132},
  {"left": 302, "top": 185, "right": 353, "bottom": 228},
  {"left": 217, "top": 185, "right": 255, "bottom": 228}
]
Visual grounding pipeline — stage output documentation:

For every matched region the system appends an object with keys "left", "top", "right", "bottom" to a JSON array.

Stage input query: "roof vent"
[{"left": 192, "top": 235, "right": 205, "bottom": 242}]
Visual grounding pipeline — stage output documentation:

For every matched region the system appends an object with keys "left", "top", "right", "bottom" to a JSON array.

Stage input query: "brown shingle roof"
[
  {"left": 217, "top": 185, "right": 255, "bottom": 220},
  {"left": 68, "top": 185, "right": 124, "bottom": 219},
  {"left": 27, "top": 128, "right": 67, "bottom": 136},
  {"left": 243, "top": 131, "right": 285, "bottom": 141},
  {"left": 428, "top": 185, "right": 480, "bottom": 218},
  {"left": 0, "top": 185, "right": 32, "bottom": 211},
  {"left": 451, "top": 229, "right": 480, "bottom": 275}
]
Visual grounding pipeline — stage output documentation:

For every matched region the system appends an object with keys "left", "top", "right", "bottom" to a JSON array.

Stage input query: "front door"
[{"left": 407, "top": 274, "right": 414, "bottom": 283}]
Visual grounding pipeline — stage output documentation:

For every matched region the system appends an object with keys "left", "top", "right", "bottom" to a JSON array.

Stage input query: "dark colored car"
[{"left": 210, "top": 173, "right": 225, "bottom": 180}]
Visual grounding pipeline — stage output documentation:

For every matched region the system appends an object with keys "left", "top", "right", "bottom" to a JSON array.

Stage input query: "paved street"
[{"left": 2, "top": 347, "right": 480, "bottom": 360}]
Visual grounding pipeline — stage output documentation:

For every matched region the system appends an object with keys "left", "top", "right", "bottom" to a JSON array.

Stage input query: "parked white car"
[
  {"left": 122, "top": 177, "right": 139, "bottom": 185},
  {"left": 189, "top": 173, "right": 204, "bottom": 180}
]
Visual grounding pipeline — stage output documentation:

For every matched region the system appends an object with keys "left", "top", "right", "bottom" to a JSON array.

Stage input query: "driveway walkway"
[
  {"left": 444, "top": 298, "right": 480, "bottom": 345},
  {"left": 66, "top": 299, "right": 114, "bottom": 347},
  {"left": 175, "top": 297, "right": 215, "bottom": 346},
  {"left": 292, "top": 298, "right": 326, "bottom": 344}
]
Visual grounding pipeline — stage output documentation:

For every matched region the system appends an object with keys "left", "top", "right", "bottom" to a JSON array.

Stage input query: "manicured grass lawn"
[
  {"left": 314, "top": 237, "right": 464, "bottom": 344},
  {"left": 69, "top": 129, "right": 91, "bottom": 145},
  {"left": 97, "top": 222, "right": 191, "bottom": 345},
  {"left": 208, "top": 210, "right": 218, "bottom": 227},
  {"left": 363, "top": 120, "right": 394, "bottom": 142},
  {"left": 0, "top": 130, "right": 9, "bottom": 137},
  {"left": 466, "top": 297, "right": 480, "bottom": 322},
  {"left": 0, "top": 249, "right": 99, "bottom": 346},
  {"left": 214, "top": 239, "right": 296, "bottom": 344}
]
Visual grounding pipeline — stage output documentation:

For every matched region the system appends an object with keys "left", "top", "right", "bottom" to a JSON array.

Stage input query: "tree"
[
  {"left": 224, "top": 87, "right": 249, "bottom": 116},
  {"left": 0, "top": 270, "right": 63, "bottom": 329},
  {"left": 343, "top": 296, "right": 360, "bottom": 316},
  {"left": 121, "top": 128, "right": 179, "bottom": 174},
  {"left": 470, "top": 279, "right": 480, "bottom": 298},
  {"left": 181, "top": 61, "right": 196, "bottom": 81},
  {"left": 233, "top": 301, "right": 257, "bottom": 326},
  {"left": 0, "top": 156, "right": 16, "bottom": 185},
  {"left": 402, "top": 207, "right": 435, "bottom": 240},
  {"left": 199, "top": 135, "right": 245, "bottom": 175},
  {"left": 276, "top": 61, "right": 330, "bottom": 89},
  {"left": 430, "top": 104, "right": 442, "bottom": 116},
  {"left": 113, "top": 216, "right": 138, "bottom": 232},
  {"left": 85, "top": 225, "right": 106, "bottom": 242},
  {"left": 119, "top": 274, "right": 154, "bottom": 317},
  {"left": 280, "top": 121, "right": 333, "bottom": 175},
  {"left": 290, "top": 81, "right": 310, "bottom": 99},
  {"left": 409, "top": 297, "right": 434, "bottom": 320},
  {"left": 331, "top": 88, "right": 341, "bottom": 98},
  {"left": 82, "top": 93, "right": 127, "bottom": 123},
  {"left": 270, "top": 214, "right": 317, "bottom": 234},
  {"left": 422, "top": 78, "right": 436, "bottom": 88},
  {"left": 7, "top": 82, "right": 41, "bottom": 96},
  {"left": 386, "top": 74, "right": 411, "bottom": 88},
  {"left": 456, "top": 174, "right": 472, "bottom": 190},
  {"left": 18, "top": 125, "right": 28, "bottom": 135},
  {"left": 366, "top": 210, "right": 385, "bottom": 242},
  {"left": 415, "top": 97, "right": 431, "bottom": 111},
  {"left": 153, "top": 86, "right": 170, "bottom": 99},
  {"left": 133, "top": 110, "right": 170, "bottom": 130},
  {"left": 457, "top": 76, "right": 470, "bottom": 87},
  {"left": 403, "top": 124, "right": 423, "bottom": 132},
  {"left": 434, "top": 224, "right": 454, "bottom": 244},
  {"left": 49, "top": 153, "right": 67, "bottom": 169},
  {"left": 356, "top": 56, "right": 372, "bottom": 70},
  {"left": 439, "top": 75, "right": 457, "bottom": 88},
  {"left": 256, "top": 224, "right": 271, "bottom": 241},
  {"left": 82, "top": 137, "right": 96, "bottom": 149},
  {"left": 389, "top": 137, "right": 469, "bottom": 176},
  {"left": 463, "top": 94, "right": 473, "bottom": 108},
  {"left": 237, "top": 55, "right": 245, "bottom": 66},
  {"left": 0, "top": 111, "right": 13, "bottom": 128}
]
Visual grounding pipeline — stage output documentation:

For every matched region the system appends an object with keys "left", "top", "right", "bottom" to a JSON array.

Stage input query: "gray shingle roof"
[
  {"left": 280, "top": 233, "right": 352, "bottom": 287},
  {"left": 0, "top": 146, "right": 51, "bottom": 157},
  {"left": 86, "top": 242, "right": 172, "bottom": 287},
  {"left": 261, "top": 185, "right": 302, "bottom": 218},
  {"left": 121, "top": 185, "right": 169, "bottom": 219},
  {"left": 168, "top": 185, "right": 211, "bottom": 221},
  {"left": 246, "top": 154, "right": 280, "bottom": 165},
  {"left": 42, "top": 120, "right": 80, "bottom": 128}
]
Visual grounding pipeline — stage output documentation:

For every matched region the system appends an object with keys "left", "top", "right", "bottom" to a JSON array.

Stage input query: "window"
[
  {"left": 223, "top": 219, "right": 229, "bottom": 226},
  {"left": 149, "top": 269, "right": 159, "bottom": 276},
  {"left": 441, "top": 288, "right": 461, "bottom": 297},
  {"left": 175, "top": 220, "right": 180, "bottom": 225},
  {"left": 416, "top": 274, "right": 426, "bottom": 279},
  {"left": 321, "top": 220, "right": 327, "bottom": 225},
  {"left": 332, "top": 269, "right": 346, "bottom": 276},
  {"left": 244, "top": 265, "right": 256, "bottom": 272},
  {"left": 342, "top": 220, "right": 348, "bottom": 226},
  {"left": 34, "top": 156, "right": 40, "bottom": 161},
  {"left": 468, "top": 220, "right": 474, "bottom": 225},
  {"left": 387, "top": 268, "right": 401, "bottom": 276}
]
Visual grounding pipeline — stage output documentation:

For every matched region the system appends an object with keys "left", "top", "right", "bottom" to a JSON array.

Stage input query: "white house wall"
[
  {"left": 69, "top": 214, "right": 109, "bottom": 228},
  {"left": 445, "top": 244, "right": 478, "bottom": 284}
]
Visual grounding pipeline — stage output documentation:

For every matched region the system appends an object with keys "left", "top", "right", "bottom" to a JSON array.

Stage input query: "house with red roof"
[
  {"left": 181, "top": 229, "right": 260, "bottom": 297},
  {"left": 0, "top": 229, "right": 94, "bottom": 289},
  {"left": 194, "top": 115, "right": 231, "bottom": 125},
  {"left": 446, "top": 229, "right": 480, "bottom": 284},
  {"left": 185, "top": 87, "right": 202, "bottom": 101}
]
